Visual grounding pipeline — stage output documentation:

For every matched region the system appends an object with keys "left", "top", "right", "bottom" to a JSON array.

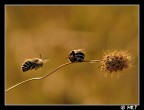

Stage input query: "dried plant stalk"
[{"left": 6, "top": 60, "right": 100, "bottom": 93}]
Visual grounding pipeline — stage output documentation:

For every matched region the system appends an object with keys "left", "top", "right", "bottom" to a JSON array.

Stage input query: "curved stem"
[
  {"left": 6, "top": 62, "right": 72, "bottom": 92},
  {"left": 6, "top": 60, "right": 101, "bottom": 93}
]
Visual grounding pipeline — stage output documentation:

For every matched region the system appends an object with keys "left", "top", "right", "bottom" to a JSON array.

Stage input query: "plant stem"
[
  {"left": 84, "top": 60, "right": 101, "bottom": 63},
  {"left": 6, "top": 62, "right": 72, "bottom": 92},
  {"left": 6, "top": 60, "right": 101, "bottom": 93}
]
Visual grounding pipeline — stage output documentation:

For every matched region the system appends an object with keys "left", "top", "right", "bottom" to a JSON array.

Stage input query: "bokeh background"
[{"left": 5, "top": 5, "right": 139, "bottom": 105}]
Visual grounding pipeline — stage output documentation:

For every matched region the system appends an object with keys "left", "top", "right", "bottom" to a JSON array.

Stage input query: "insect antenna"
[
  {"left": 38, "top": 54, "right": 48, "bottom": 62},
  {"left": 39, "top": 54, "right": 42, "bottom": 59}
]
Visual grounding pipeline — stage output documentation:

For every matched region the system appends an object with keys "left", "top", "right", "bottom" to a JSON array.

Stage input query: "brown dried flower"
[{"left": 100, "top": 50, "right": 131, "bottom": 73}]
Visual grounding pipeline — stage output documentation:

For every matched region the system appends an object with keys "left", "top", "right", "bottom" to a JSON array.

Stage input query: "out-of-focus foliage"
[{"left": 6, "top": 5, "right": 138, "bottom": 104}]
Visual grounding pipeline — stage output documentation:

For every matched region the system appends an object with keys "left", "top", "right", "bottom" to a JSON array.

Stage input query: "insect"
[
  {"left": 21, "top": 54, "right": 47, "bottom": 72},
  {"left": 68, "top": 49, "right": 85, "bottom": 62}
]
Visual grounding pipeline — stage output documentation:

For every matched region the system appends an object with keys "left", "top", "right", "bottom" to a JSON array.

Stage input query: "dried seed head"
[{"left": 100, "top": 50, "right": 131, "bottom": 73}]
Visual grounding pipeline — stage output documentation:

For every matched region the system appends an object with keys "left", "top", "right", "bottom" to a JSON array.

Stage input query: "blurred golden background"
[{"left": 5, "top": 5, "right": 139, "bottom": 105}]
